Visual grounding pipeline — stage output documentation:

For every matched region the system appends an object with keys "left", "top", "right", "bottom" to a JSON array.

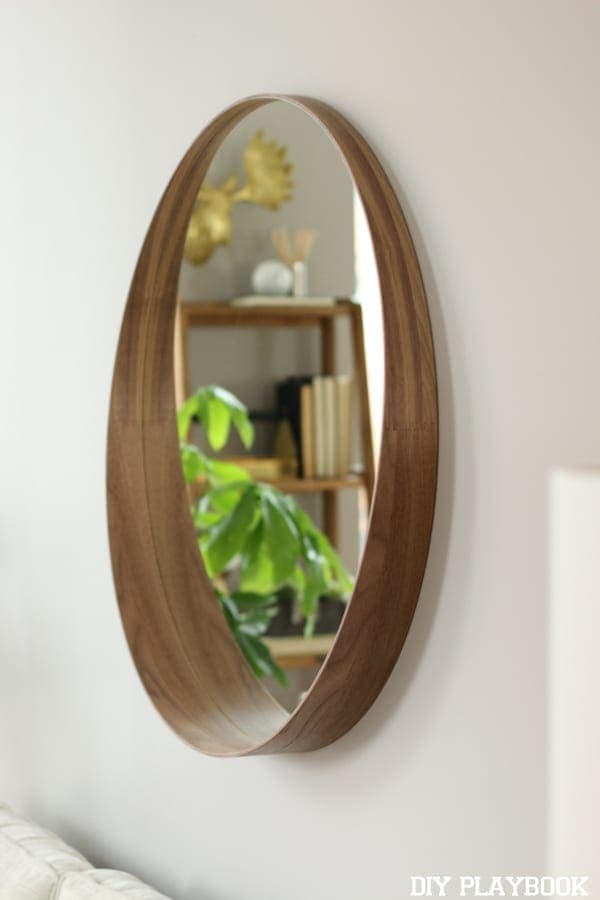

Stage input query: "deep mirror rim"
[{"left": 106, "top": 93, "right": 438, "bottom": 756}]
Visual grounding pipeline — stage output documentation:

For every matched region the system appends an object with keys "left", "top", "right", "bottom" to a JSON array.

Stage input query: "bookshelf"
[{"left": 175, "top": 298, "right": 375, "bottom": 546}]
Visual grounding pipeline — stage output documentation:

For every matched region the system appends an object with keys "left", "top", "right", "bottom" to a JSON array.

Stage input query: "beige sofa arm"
[
  {"left": 0, "top": 803, "right": 90, "bottom": 900},
  {"left": 0, "top": 805, "right": 173, "bottom": 900}
]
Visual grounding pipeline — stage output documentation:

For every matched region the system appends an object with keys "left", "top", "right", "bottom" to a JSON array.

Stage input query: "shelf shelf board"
[
  {"left": 260, "top": 473, "right": 365, "bottom": 493},
  {"left": 179, "top": 298, "right": 357, "bottom": 328},
  {"left": 264, "top": 633, "right": 336, "bottom": 667}
]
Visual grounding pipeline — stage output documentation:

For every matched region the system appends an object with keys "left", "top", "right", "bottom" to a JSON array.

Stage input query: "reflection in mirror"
[{"left": 175, "top": 100, "right": 383, "bottom": 712}]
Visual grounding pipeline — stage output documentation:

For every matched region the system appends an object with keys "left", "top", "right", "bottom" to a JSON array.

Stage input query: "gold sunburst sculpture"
[{"left": 184, "top": 131, "right": 294, "bottom": 266}]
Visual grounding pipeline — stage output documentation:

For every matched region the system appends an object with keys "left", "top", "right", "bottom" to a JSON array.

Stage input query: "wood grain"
[
  {"left": 107, "top": 94, "right": 438, "bottom": 756},
  {"left": 349, "top": 302, "right": 376, "bottom": 503}
]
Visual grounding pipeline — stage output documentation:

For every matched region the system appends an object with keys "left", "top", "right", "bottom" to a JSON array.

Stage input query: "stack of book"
[{"left": 276, "top": 376, "right": 353, "bottom": 479}]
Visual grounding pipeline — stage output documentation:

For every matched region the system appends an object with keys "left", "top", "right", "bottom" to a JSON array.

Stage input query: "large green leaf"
[
  {"left": 180, "top": 443, "right": 209, "bottom": 485},
  {"left": 177, "top": 395, "right": 204, "bottom": 442},
  {"left": 207, "top": 458, "right": 250, "bottom": 486},
  {"left": 236, "top": 633, "right": 288, "bottom": 685},
  {"left": 200, "top": 485, "right": 258, "bottom": 576},
  {"left": 289, "top": 500, "right": 353, "bottom": 596},
  {"left": 192, "top": 505, "right": 222, "bottom": 530},
  {"left": 219, "top": 592, "right": 287, "bottom": 686},
  {"left": 178, "top": 385, "right": 254, "bottom": 451},
  {"left": 180, "top": 445, "right": 250, "bottom": 493},
  {"left": 228, "top": 591, "right": 280, "bottom": 612},
  {"left": 229, "top": 405, "right": 254, "bottom": 449},
  {"left": 260, "top": 488, "right": 300, "bottom": 587},
  {"left": 236, "top": 608, "right": 277, "bottom": 638},
  {"left": 296, "top": 531, "right": 327, "bottom": 634},
  {"left": 239, "top": 520, "right": 275, "bottom": 593},
  {"left": 210, "top": 385, "right": 254, "bottom": 448},
  {"left": 313, "top": 529, "right": 353, "bottom": 595},
  {"left": 219, "top": 593, "right": 276, "bottom": 636},
  {"left": 200, "top": 482, "right": 247, "bottom": 516},
  {"left": 206, "top": 395, "right": 231, "bottom": 450},
  {"left": 196, "top": 481, "right": 253, "bottom": 535}
]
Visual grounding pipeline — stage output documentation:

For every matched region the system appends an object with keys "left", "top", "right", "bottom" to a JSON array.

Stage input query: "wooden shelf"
[
  {"left": 259, "top": 473, "right": 365, "bottom": 493},
  {"left": 265, "top": 633, "right": 336, "bottom": 668},
  {"left": 176, "top": 294, "right": 376, "bottom": 545},
  {"left": 180, "top": 298, "right": 357, "bottom": 328}
]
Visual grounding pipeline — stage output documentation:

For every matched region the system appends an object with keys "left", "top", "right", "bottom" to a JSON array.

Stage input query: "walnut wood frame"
[{"left": 107, "top": 94, "right": 438, "bottom": 756}]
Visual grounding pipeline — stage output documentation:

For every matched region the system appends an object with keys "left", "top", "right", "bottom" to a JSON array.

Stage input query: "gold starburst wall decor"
[{"left": 183, "top": 131, "right": 294, "bottom": 266}]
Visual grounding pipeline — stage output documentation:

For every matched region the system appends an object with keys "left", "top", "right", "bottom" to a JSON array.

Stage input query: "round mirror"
[
  {"left": 176, "top": 100, "right": 383, "bottom": 712},
  {"left": 107, "top": 95, "right": 437, "bottom": 755}
]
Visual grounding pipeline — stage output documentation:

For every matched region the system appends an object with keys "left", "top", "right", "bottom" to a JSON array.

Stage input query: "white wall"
[
  {"left": 1, "top": 2, "right": 599, "bottom": 898},
  {"left": 550, "top": 469, "right": 600, "bottom": 885}
]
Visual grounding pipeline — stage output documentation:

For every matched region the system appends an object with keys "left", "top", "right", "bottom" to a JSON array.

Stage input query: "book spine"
[
  {"left": 300, "top": 384, "right": 314, "bottom": 479},
  {"left": 335, "top": 376, "right": 352, "bottom": 477},
  {"left": 323, "top": 376, "right": 336, "bottom": 478},
  {"left": 312, "top": 376, "right": 326, "bottom": 478}
]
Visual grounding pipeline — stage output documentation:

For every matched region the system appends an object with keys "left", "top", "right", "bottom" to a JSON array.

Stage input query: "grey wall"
[{"left": 2, "top": 2, "right": 600, "bottom": 899}]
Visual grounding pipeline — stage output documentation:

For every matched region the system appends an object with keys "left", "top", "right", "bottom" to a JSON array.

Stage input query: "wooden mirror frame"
[{"left": 107, "top": 94, "right": 438, "bottom": 756}]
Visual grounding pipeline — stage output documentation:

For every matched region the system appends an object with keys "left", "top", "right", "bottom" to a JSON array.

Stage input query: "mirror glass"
[{"left": 176, "top": 100, "right": 383, "bottom": 711}]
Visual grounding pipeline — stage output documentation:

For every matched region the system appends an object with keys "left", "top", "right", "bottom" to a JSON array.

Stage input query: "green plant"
[{"left": 178, "top": 385, "right": 353, "bottom": 686}]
